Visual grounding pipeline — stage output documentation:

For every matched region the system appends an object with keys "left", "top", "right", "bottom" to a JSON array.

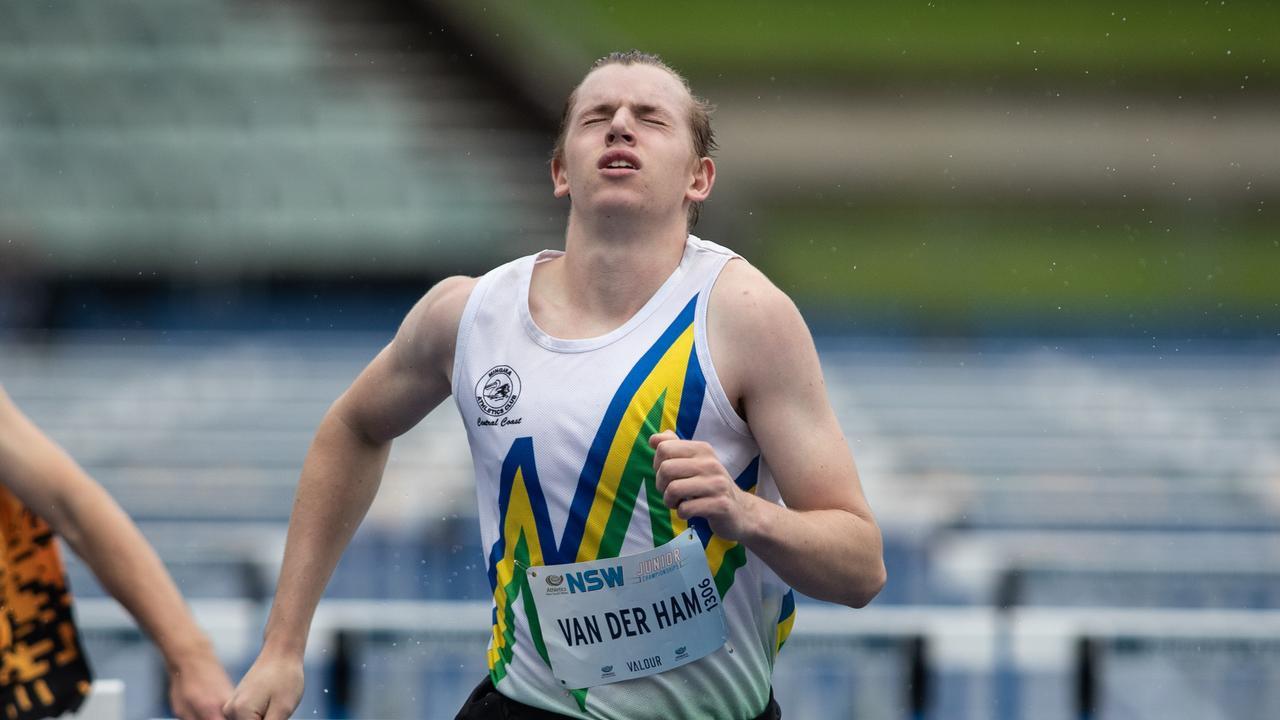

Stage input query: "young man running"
[{"left": 226, "top": 51, "right": 885, "bottom": 720}]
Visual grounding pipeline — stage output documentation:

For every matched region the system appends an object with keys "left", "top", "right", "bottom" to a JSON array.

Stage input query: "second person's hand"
[
  {"left": 165, "top": 638, "right": 235, "bottom": 720},
  {"left": 223, "top": 652, "right": 304, "bottom": 720}
]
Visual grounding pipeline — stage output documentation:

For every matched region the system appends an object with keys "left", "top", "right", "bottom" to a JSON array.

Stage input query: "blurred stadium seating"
[
  {"left": 1, "top": 0, "right": 1277, "bottom": 718},
  {"left": 0, "top": 0, "right": 559, "bottom": 278}
]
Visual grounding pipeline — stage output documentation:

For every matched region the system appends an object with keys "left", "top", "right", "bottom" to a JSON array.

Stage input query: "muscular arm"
[
  {"left": 654, "top": 260, "right": 885, "bottom": 608},
  {"left": 0, "top": 387, "right": 232, "bottom": 720},
  {"left": 227, "top": 275, "right": 475, "bottom": 720}
]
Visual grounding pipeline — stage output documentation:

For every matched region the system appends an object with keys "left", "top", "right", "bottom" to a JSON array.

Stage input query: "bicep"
[
  {"left": 712, "top": 272, "right": 871, "bottom": 517},
  {"left": 745, "top": 322, "right": 870, "bottom": 516}
]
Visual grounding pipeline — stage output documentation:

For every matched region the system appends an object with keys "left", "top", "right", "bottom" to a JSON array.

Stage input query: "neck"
[{"left": 555, "top": 209, "right": 689, "bottom": 323}]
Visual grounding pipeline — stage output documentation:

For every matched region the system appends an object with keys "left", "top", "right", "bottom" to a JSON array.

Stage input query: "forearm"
[
  {"left": 260, "top": 409, "right": 391, "bottom": 659},
  {"left": 0, "top": 406, "right": 215, "bottom": 672},
  {"left": 59, "top": 481, "right": 216, "bottom": 671},
  {"left": 741, "top": 499, "right": 885, "bottom": 608},
  {"left": 1, "top": 395, "right": 233, "bottom": 717}
]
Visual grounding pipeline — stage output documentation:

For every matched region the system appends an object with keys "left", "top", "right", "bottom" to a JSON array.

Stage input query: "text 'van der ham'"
[{"left": 556, "top": 584, "right": 716, "bottom": 647}]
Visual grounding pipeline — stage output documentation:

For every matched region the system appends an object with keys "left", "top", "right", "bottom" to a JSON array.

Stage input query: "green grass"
[
  {"left": 754, "top": 204, "right": 1279, "bottom": 327},
  {"left": 495, "top": 0, "right": 1277, "bottom": 84}
]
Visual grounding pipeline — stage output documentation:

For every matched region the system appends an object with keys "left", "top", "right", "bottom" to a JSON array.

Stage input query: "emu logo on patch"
[{"left": 476, "top": 365, "right": 521, "bottom": 417}]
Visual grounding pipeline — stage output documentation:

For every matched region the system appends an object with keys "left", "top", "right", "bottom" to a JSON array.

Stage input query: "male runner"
[
  {"left": 226, "top": 51, "right": 884, "bottom": 720},
  {"left": 0, "top": 387, "right": 232, "bottom": 720}
]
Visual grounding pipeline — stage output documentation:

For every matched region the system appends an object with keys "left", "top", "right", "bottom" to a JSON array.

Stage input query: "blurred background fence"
[{"left": 1, "top": 0, "right": 1277, "bottom": 718}]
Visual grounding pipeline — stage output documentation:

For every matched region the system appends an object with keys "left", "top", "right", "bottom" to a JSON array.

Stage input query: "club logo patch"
[{"left": 476, "top": 365, "right": 521, "bottom": 417}]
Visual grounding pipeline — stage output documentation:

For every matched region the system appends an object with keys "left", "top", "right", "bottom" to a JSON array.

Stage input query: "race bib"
[{"left": 526, "top": 530, "right": 726, "bottom": 688}]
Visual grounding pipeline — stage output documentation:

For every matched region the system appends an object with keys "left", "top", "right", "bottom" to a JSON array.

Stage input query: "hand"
[
  {"left": 649, "top": 431, "right": 760, "bottom": 542},
  {"left": 223, "top": 653, "right": 304, "bottom": 720},
  {"left": 165, "top": 645, "right": 234, "bottom": 720}
]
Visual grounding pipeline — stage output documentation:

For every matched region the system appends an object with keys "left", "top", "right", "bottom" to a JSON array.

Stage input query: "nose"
[{"left": 606, "top": 108, "right": 636, "bottom": 146}]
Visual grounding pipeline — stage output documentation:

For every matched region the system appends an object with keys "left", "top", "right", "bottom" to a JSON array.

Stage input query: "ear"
[
  {"left": 686, "top": 157, "right": 715, "bottom": 204},
  {"left": 551, "top": 154, "right": 571, "bottom": 198}
]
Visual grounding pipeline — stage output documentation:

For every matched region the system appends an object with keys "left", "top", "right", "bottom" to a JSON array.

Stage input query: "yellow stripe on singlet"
[{"left": 575, "top": 324, "right": 695, "bottom": 562}]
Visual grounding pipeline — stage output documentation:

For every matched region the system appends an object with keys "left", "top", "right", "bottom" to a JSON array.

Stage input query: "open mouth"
[{"left": 598, "top": 151, "right": 642, "bottom": 173}]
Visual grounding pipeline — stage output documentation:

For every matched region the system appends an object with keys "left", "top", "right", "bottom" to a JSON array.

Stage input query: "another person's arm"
[
  {"left": 225, "top": 275, "right": 475, "bottom": 720},
  {"left": 651, "top": 260, "right": 885, "bottom": 608},
  {"left": 0, "top": 387, "right": 233, "bottom": 720}
]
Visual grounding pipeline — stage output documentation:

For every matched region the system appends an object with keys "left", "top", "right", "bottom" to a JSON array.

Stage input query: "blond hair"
[{"left": 551, "top": 51, "right": 716, "bottom": 227}]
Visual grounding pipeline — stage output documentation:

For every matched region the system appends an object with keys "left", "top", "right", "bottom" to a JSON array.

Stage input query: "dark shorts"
[{"left": 455, "top": 676, "right": 782, "bottom": 720}]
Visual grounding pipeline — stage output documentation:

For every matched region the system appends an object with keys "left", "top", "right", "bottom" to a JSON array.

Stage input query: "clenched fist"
[
  {"left": 223, "top": 653, "right": 304, "bottom": 720},
  {"left": 649, "top": 431, "right": 761, "bottom": 542}
]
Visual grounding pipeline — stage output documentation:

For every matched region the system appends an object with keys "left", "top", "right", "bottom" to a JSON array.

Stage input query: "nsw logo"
[
  {"left": 566, "top": 566, "right": 625, "bottom": 594},
  {"left": 475, "top": 365, "right": 521, "bottom": 417}
]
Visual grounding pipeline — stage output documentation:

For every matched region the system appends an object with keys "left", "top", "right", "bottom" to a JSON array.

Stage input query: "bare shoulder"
[
  {"left": 336, "top": 276, "right": 478, "bottom": 441},
  {"left": 414, "top": 275, "right": 478, "bottom": 324},
  {"left": 709, "top": 258, "right": 811, "bottom": 354},
  {"left": 394, "top": 275, "right": 478, "bottom": 378},
  {"left": 707, "top": 259, "right": 817, "bottom": 412}
]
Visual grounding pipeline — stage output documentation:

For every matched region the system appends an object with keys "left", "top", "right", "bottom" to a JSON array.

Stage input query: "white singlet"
[{"left": 451, "top": 235, "right": 796, "bottom": 719}]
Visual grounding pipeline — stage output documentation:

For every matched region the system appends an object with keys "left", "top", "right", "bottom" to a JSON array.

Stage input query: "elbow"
[
  {"left": 55, "top": 521, "right": 86, "bottom": 557},
  {"left": 842, "top": 513, "right": 886, "bottom": 609},
  {"left": 844, "top": 559, "right": 886, "bottom": 609},
  {"left": 40, "top": 477, "right": 118, "bottom": 560},
  {"left": 331, "top": 400, "right": 392, "bottom": 449},
  {"left": 39, "top": 496, "right": 85, "bottom": 554}
]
